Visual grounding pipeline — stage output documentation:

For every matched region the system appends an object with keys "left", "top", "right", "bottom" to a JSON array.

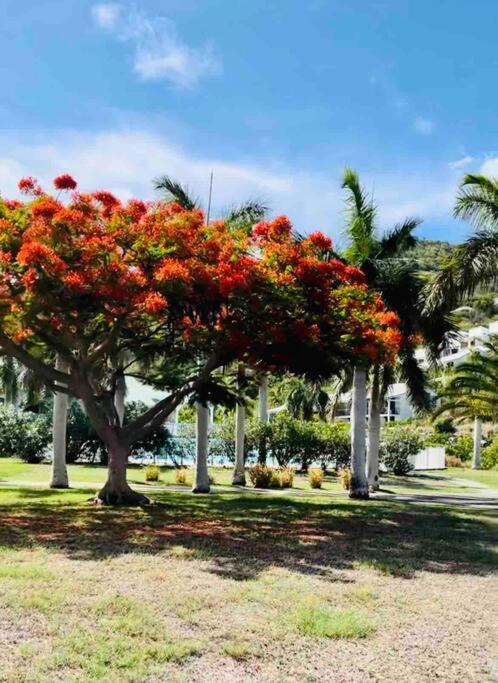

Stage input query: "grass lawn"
[
  {"left": 0, "top": 479, "right": 496, "bottom": 681},
  {"left": 1, "top": 458, "right": 498, "bottom": 497}
]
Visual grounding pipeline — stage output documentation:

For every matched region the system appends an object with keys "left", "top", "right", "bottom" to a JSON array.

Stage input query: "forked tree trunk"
[
  {"left": 472, "top": 416, "right": 482, "bottom": 470},
  {"left": 258, "top": 375, "right": 268, "bottom": 464},
  {"left": 94, "top": 436, "right": 149, "bottom": 506},
  {"left": 367, "top": 365, "right": 381, "bottom": 492},
  {"left": 50, "top": 354, "right": 69, "bottom": 489},
  {"left": 193, "top": 402, "right": 210, "bottom": 493},
  {"left": 350, "top": 365, "right": 369, "bottom": 499}
]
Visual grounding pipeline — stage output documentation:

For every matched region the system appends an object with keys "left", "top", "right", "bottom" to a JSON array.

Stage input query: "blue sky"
[{"left": 1, "top": 0, "right": 497, "bottom": 244}]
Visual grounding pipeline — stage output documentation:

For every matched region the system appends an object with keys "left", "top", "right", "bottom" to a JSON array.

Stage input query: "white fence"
[{"left": 409, "top": 446, "right": 446, "bottom": 470}]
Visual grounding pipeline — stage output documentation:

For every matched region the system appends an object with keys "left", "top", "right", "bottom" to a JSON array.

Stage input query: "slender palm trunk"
[
  {"left": 193, "top": 402, "right": 210, "bottom": 493},
  {"left": 367, "top": 364, "right": 381, "bottom": 492},
  {"left": 472, "top": 416, "right": 482, "bottom": 470},
  {"left": 257, "top": 375, "right": 268, "bottom": 464},
  {"left": 233, "top": 366, "right": 246, "bottom": 484},
  {"left": 350, "top": 365, "right": 369, "bottom": 499},
  {"left": 114, "top": 370, "right": 126, "bottom": 427},
  {"left": 50, "top": 354, "right": 69, "bottom": 489}
]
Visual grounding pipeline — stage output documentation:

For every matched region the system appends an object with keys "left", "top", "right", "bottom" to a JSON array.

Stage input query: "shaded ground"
[{"left": 0, "top": 485, "right": 497, "bottom": 681}]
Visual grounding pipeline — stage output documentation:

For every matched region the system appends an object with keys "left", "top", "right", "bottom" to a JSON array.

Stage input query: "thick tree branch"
[{"left": 0, "top": 335, "right": 73, "bottom": 388}]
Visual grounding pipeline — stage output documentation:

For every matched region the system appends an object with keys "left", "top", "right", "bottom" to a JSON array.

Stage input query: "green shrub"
[
  {"left": 144, "top": 465, "right": 160, "bottom": 482},
  {"left": 314, "top": 422, "right": 350, "bottom": 470},
  {"left": 0, "top": 405, "right": 50, "bottom": 463},
  {"left": 433, "top": 418, "right": 456, "bottom": 435},
  {"left": 308, "top": 468, "right": 324, "bottom": 489},
  {"left": 380, "top": 425, "right": 423, "bottom": 475},
  {"left": 482, "top": 439, "right": 498, "bottom": 470},
  {"left": 446, "top": 434, "right": 473, "bottom": 462}
]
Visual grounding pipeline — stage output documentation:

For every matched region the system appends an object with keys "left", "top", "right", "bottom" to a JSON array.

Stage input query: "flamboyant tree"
[{"left": 0, "top": 175, "right": 401, "bottom": 504}]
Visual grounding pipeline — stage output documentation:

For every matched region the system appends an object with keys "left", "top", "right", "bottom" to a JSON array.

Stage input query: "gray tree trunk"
[
  {"left": 350, "top": 365, "right": 369, "bottom": 499},
  {"left": 95, "top": 436, "right": 149, "bottom": 505},
  {"left": 114, "top": 370, "right": 126, "bottom": 427},
  {"left": 50, "top": 354, "right": 69, "bottom": 489},
  {"left": 233, "top": 366, "right": 246, "bottom": 484},
  {"left": 472, "top": 416, "right": 482, "bottom": 470},
  {"left": 257, "top": 375, "right": 268, "bottom": 464},
  {"left": 367, "top": 365, "right": 381, "bottom": 492},
  {"left": 193, "top": 402, "right": 210, "bottom": 493}
]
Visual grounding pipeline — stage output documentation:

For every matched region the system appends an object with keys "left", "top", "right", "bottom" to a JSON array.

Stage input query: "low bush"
[
  {"left": 446, "top": 455, "right": 464, "bottom": 468},
  {"left": 338, "top": 467, "right": 352, "bottom": 490},
  {"left": 175, "top": 468, "right": 190, "bottom": 486},
  {"left": 144, "top": 465, "right": 160, "bottom": 482},
  {"left": 445, "top": 434, "right": 473, "bottom": 462},
  {"left": 0, "top": 405, "right": 50, "bottom": 463},
  {"left": 308, "top": 468, "right": 324, "bottom": 489},
  {"left": 481, "top": 439, "right": 498, "bottom": 470},
  {"left": 248, "top": 463, "right": 274, "bottom": 488},
  {"left": 280, "top": 466, "right": 295, "bottom": 488},
  {"left": 380, "top": 425, "right": 422, "bottom": 475}
]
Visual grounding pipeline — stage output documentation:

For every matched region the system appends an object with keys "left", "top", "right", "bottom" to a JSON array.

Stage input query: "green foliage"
[
  {"left": 0, "top": 405, "right": 50, "bottom": 463},
  {"left": 446, "top": 434, "right": 473, "bottom": 462},
  {"left": 481, "top": 438, "right": 498, "bottom": 470},
  {"left": 66, "top": 400, "right": 171, "bottom": 464},
  {"left": 433, "top": 418, "right": 456, "bottom": 436},
  {"left": 380, "top": 425, "right": 423, "bottom": 475}
]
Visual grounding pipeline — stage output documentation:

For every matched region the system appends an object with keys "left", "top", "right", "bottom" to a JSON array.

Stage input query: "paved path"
[{"left": 1, "top": 478, "right": 497, "bottom": 509}]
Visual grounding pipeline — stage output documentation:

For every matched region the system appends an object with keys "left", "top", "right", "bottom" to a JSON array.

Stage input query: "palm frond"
[
  {"left": 376, "top": 218, "right": 420, "bottom": 259},
  {"left": 153, "top": 176, "right": 199, "bottom": 210},
  {"left": 223, "top": 201, "right": 268, "bottom": 231}
]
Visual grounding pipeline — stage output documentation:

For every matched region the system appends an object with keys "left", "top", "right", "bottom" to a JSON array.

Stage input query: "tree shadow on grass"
[{"left": 0, "top": 488, "right": 496, "bottom": 582}]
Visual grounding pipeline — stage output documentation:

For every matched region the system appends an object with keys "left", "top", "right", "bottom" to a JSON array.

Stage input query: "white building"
[{"left": 337, "top": 321, "right": 497, "bottom": 423}]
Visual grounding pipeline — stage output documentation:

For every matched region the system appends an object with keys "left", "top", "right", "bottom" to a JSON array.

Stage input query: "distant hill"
[
  {"left": 405, "top": 239, "right": 498, "bottom": 328},
  {"left": 405, "top": 239, "right": 455, "bottom": 272}
]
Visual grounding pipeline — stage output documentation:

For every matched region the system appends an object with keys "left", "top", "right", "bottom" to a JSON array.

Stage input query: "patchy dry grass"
[{"left": 0, "top": 484, "right": 496, "bottom": 681}]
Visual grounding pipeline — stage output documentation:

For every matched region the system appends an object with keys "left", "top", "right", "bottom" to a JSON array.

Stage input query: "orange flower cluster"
[{"left": 0, "top": 177, "right": 402, "bottom": 374}]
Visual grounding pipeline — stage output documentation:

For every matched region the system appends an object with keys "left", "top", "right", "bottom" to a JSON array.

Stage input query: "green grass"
[
  {"left": 293, "top": 604, "right": 375, "bottom": 638},
  {"left": 2, "top": 458, "right": 497, "bottom": 497},
  {"left": 0, "top": 481, "right": 496, "bottom": 681}
]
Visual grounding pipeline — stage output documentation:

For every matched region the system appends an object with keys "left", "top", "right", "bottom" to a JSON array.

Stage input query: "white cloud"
[
  {"left": 91, "top": 4, "right": 221, "bottom": 88},
  {"left": 449, "top": 155, "right": 475, "bottom": 169},
  {"left": 91, "top": 3, "right": 121, "bottom": 30},
  {"left": 0, "top": 127, "right": 463, "bottom": 241},
  {"left": 479, "top": 157, "right": 498, "bottom": 179},
  {"left": 413, "top": 117, "right": 435, "bottom": 135}
]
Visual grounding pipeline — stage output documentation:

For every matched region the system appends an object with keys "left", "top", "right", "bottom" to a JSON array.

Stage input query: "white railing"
[{"left": 409, "top": 446, "right": 446, "bottom": 470}]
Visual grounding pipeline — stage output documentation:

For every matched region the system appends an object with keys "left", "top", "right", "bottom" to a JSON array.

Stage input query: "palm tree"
[
  {"left": 50, "top": 353, "right": 70, "bottom": 488},
  {"left": 425, "top": 174, "right": 498, "bottom": 313},
  {"left": 154, "top": 175, "right": 267, "bottom": 490},
  {"left": 433, "top": 338, "right": 498, "bottom": 469},
  {"left": 342, "top": 169, "right": 451, "bottom": 495},
  {"left": 286, "top": 377, "right": 331, "bottom": 421}
]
